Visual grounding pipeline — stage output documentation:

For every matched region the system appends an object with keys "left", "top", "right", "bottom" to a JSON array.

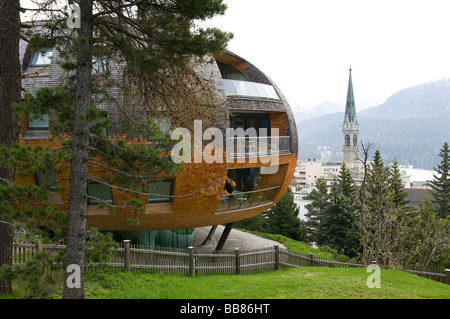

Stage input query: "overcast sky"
[
  {"left": 21, "top": 0, "right": 450, "bottom": 112},
  {"left": 203, "top": 0, "right": 450, "bottom": 112}
]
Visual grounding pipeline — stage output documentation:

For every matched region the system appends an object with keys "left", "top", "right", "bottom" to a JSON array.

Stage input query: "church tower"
[{"left": 342, "top": 67, "right": 360, "bottom": 163}]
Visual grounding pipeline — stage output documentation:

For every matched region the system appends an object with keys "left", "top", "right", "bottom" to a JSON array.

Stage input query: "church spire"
[
  {"left": 342, "top": 67, "right": 360, "bottom": 163},
  {"left": 345, "top": 67, "right": 357, "bottom": 123}
]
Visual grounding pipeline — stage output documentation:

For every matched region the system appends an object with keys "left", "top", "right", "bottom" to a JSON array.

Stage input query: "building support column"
[
  {"left": 201, "top": 225, "right": 218, "bottom": 246},
  {"left": 215, "top": 222, "right": 234, "bottom": 251}
]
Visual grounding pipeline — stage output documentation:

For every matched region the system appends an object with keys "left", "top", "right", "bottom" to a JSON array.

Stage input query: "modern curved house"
[{"left": 18, "top": 39, "right": 298, "bottom": 248}]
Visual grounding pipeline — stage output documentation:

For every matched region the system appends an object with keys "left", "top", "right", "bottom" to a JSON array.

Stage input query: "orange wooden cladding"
[
  {"left": 86, "top": 152, "right": 297, "bottom": 231},
  {"left": 16, "top": 116, "right": 297, "bottom": 232},
  {"left": 16, "top": 49, "right": 298, "bottom": 232}
]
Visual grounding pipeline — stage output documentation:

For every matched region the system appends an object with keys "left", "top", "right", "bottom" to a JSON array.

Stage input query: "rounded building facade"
[{"left": 18, "top": 42, "right": 298, "bottom": 246}]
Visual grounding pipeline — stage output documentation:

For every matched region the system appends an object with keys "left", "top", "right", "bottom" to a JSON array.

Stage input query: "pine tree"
[
  {"left": 3, "top": 0, "right": 232, "bottom": 299},
  {"left": 304, "top": 178, "right": 329, "bottom": 243},
  {"left": 429, "top": 142, "right": 450, "bottom": 219},
  {"left": 62, "top": 0, "right": 95, "bottom": 299},
  {"left": 0, "top": 0, "right": 21, "bottom": 295},
  {"left": 338, "top": 162, "right": 357, "bottom": 206},
  {"left": 360, "top": 150, "right": 413, "bottom": 266},
  {"left": 388, "top": 161, "right": 410, "bottom": 209},
  {"left": 234, "top": 214, "right": 264, "bottom": 232},
  {"left": 69, "top": 0, "right": 230, "bottom": 300},
  {"left": 366, "top": 150, "right": 389, "bottom": 208},
  {"left": 316, "top": 182, "right": 353, "bottom": 254},
  {"left": 356, "top": 141, "right": 374, "bottom": 265},
  {"left": 336, "top": 162, "right": 358, "bottom": 255},
  {"left": 314, "top": 163, "right": 358, "bottom": 256},
  {"left": 365, "top": 150, "right": 390, "bottom": 262},
  {"left": 408, "top": 197, "right": 450, "bottom": 271},
  {"left": 366, "top": 150, "right": 388, "bottom": 251},
  {"left": 264, "top": 189, "right": 305, "bottom": 241}
]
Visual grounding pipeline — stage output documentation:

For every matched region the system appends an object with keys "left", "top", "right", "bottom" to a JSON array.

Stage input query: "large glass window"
[
  {"left": 231, "top": 113, "right": 270, "bottom": 136},
  {"left": 87, "top": 182, "right": 113, "bottom": 206},
  {"left": 227, "top": 167, "right": 261, "bottom": 192},
  {"left": 229, "top": 113, "right": 276, "bottom": 158},
  {"left": 156, "top": 229, "right": 194, "bottom": 248},
  {"left": 217, "top": 62, "right": 250, "bottom": 81},
  {"left": 28, "top": 112, "right": 49, "bottom": 130},
  {"left": 222, "top": 80, "right": 280, "bottom": 100},
  {"left": 153, "top": 118, "right": 171, "bottom": 134},
  {"left": 29, "top": 48, "right": 53, "bottom": 67},
  {"left": 217, "top": 61, "right": 280, "bottom": 99},
  {"left": 147, "top": 179, "right": 173, "bottom": 204},
  {"left": 218, "top": 166, "right": 283, "bottom": 212},
  {"left": 35, "top": 169, "right": 57, "bottom": 191},
  {"left": 112, "top": 229, "right": 194, "bottom": 248}
]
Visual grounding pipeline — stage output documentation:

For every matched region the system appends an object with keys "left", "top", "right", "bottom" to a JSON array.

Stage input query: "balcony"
[
  {"left": 217, "top": 186, "right": 280, "bottom": 212},
  {"left": 223, "top": 79, "right": 280, "bottom": 100},
  {"left": 227, "top": 136, "right": 290, "bottom": 158}
]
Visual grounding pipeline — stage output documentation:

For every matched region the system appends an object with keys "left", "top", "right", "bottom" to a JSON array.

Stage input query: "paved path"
[{"left": 194, "top": 225, "right": 285, "bottom": 251}]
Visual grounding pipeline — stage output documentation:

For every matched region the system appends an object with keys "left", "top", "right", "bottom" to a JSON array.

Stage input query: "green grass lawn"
[
  {"left": 242, "top": 231, "right": 355, "bottom": 260},
  {"left": 2, "top": 231, "right": 448, "bottom": 300},
  {"left": 84, "top": 267, "right": 450, "bottom": 299}
]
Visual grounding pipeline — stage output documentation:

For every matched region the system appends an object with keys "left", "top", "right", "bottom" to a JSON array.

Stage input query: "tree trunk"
[
  {"left": 63, "top": 0, "right": 93, "bottom": 299},
  {"left": 358, "top": 142, "right": 373, "bottom": 266},
  {"left": 0, "top": 0, "right": 21, "bottom": 295}
]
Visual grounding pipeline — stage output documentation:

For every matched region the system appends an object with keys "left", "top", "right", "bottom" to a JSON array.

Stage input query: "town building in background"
[{"left": 291, "top": 68, "right": 435, "bottom": 219}]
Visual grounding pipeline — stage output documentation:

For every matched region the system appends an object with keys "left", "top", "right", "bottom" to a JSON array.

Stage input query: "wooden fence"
[{"left": 11, "top": 240, "right": 450, "bottom": 285}]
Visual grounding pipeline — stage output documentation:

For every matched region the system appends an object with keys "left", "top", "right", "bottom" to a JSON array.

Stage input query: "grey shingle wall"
[{"left": 19, "top": 39, "right": 296, "bottom": 154}]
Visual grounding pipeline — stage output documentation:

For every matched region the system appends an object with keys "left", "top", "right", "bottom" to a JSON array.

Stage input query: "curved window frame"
[{"left": 223, "top": 79, "right": 280, "bottom": 100}]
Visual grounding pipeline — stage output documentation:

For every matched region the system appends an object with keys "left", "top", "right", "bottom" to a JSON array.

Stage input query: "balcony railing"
[
  {"left": 227, "top": 136, "right": 290, "bottom": 158},
  {"left": 217, "top": 186, "right": 281, "bottom": 212},
  {"left": 223, "top": 79, "right": 280, "bottom": 100}
]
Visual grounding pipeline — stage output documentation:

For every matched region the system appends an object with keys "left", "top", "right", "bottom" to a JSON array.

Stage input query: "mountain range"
[{"left": 294, "top": 78, "right": 450, "bottom": 170}]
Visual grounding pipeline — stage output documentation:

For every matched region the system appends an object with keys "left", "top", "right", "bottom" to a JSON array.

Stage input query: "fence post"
[
  {"left": 37, "top": 237, "right": 43, "bottom": 272},
  {"left": 37, "top": 238, "right": 43, "bottom": 253},
  {"left": 309, "top": 253, "right": 314, "bottom": 267},
  {"left": 188, "top": 247, "right": 195, "bottom": 277},
  {"left": 274, "top": 245, "right": 280, "bottom": 271},
  {"left": 123, "top": 240, "right": 131, "bottom": 272},
  {"left": 235, "top": 248, "right": 240, "bottom": 275},
  {"left": 446, "top": 269, "right": 450, "bottom": 285}
]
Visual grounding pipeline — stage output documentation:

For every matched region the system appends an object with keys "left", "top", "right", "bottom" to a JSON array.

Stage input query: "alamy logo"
[
  {"left": 66, "top": 264, "right": 81, "bottom": 289},
  {"left": 171, "top": 120, "right": 281, "bottom": 174},
  {"left": 366, "top": 264, "right": 381, "bottom": 288},
  {"left": 66, "top": 4, "right": 81, "bottom": 29}
]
